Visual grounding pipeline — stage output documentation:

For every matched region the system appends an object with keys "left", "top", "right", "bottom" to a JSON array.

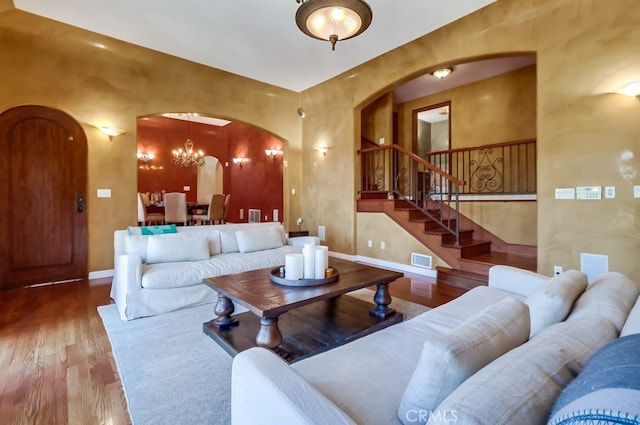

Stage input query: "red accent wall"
[{"left": 136, "top": 117, "right": 283, "bottom": 223}]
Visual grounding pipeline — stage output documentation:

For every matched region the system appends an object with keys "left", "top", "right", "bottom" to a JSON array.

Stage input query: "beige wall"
[
  {"left": 459, "top": 202, "right": 537, "bottom": 246},
  {"left": 0, "top": 10, "right": 302, "bottom": 272},
  {"left": 3, "top": 0, "right": 640, "bottom": 283},
  {"left": 357, "top": 213, "right": 450, "bottom": 270},
  {"left": 397, "top": 64, "right": 537, "bottom": 151},
  {"left": 301, "top": 0, "right": 640, "bottom": 281}
]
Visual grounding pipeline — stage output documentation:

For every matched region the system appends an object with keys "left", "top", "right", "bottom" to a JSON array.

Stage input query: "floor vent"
[
  {"left": 248, "top": 209, "right": 261, "bottom": 223},
  {"left": 411, "top": 253, "right": 432, "bottom": 269}
]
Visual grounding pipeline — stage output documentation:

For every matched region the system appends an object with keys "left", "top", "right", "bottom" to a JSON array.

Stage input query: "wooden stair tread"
[
  {"left": 436, "top": 266, "right": 488, "bottom": 290},
  {"left": 462, "top": 251, "right": 537, "bottom": 271}
]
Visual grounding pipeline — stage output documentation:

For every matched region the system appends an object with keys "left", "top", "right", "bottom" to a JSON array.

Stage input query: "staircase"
[{"left": 358, "top": 141, "right": 537, "bottom": 289}]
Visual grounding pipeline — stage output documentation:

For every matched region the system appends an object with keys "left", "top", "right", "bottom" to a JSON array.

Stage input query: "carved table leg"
[
  {"left": 213, "top": 294, "right": 239, "bottom": 329},
  {"left": 255, "top": 317, "right": 283, "bottom": 348},
  {"left": 370, "top": 282, "right": 396, "bottom": 318}
]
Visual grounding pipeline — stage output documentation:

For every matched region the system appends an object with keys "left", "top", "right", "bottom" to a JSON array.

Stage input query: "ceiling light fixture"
[
  {"left": 172, "top": 115, "right": 205, "bottom": 167},
  {"left": 295, "top": 0, "right": 373, "bottom": 51},
  {"left": 431, "top": 67, "right": 454, "bottom": 79}
]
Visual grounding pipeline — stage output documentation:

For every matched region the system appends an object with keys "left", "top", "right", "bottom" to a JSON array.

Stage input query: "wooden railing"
[{"left": 359, "top": 144, "right": 465, "bottom": 245}]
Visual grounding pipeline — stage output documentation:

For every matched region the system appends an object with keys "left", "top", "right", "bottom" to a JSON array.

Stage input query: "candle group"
[{"left": 284, "top": 244, "right": 329, "bottom": 280}]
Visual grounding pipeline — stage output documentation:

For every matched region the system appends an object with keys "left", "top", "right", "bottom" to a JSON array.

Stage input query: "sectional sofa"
[
  {"left": 232, "top": 266, "right": 640, "bottom": 425},
  {"left": 111, "top": 222, "right": 318, "bottom": 321}
]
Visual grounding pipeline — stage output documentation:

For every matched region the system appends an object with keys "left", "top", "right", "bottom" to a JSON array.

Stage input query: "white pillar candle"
[
  {"left": 316, "top": 245, "right": 329, "bottom": 270},
  {"left": 285, "top": 253, "right": 303, "bottom": 280},
  {"left": 303, "top": 243, "right": 316, "bottom": 279},
  {"left": 314, "top": 247, "right": 326, "bottom": 279}
]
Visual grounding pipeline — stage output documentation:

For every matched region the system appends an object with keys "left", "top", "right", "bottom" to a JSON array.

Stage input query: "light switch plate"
[
  {"left": 604, "top": 186, "right": 615, "bottom": 199},
  {"left": 555, "top": 188, "right": 575, "bottom": 200},
  {"left": 97, "top": 189, "right": 111, "bottom": 198},
  {"left": 634, "top": 185, "right": 640, "bottom": 198}
]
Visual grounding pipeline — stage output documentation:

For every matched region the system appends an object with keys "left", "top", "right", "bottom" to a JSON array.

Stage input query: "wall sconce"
[
  {"left": 137, "top": 152, "right": 155, "bottom": 162},
  {"left": 99, "top": 126, "right": 125, "bottom": 141},
  {"left": 613, "top": 81, "right": 640, "bottom": 99},
  {"left": 315, "top": 147, "right": 330, "bottom": 156},
  {"left": 233, "top": 157, "right": 248, "bottom": 168},
  {"left": 265, "top": 149, "right": 280, "bottom": 160}
]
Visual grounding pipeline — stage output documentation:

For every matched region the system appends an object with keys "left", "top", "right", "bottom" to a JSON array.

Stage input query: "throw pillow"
[
  {"left": 568, "top": 272, "right": 640, "bottom": 333},
  {"left": 236, "top": 226, "right": 284, "bottom": 253},
  {"left": 220, "top": 230, "right": 240, "bottom": 253},
  {"left": 548, "top": 334, "right": 640, "bottom": 425},
  {"left": 428, "top": 316, "right": 618, "bottom": 425},
  {"left": 146, "top": 235, "right": 210, "bottom": 264},
  {"left": 397, "top": 297, "right": 530, "bottom": 425},
  {"left": 525, "top": 269, "right": 587, "bottom": 337},
  {"left": 128, "top": 224, "right": 177, "bottom": 235}
]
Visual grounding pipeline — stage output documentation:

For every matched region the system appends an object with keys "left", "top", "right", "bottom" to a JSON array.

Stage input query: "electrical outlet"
[
  {"left": 380, "top": 241, "right": 386, "bottom": 250},
  {"left": 554, "top": 265, "right": 563, "bottom": 276},
  {"left": 367, "top": 240, "right": 372, "bottom": 248}
]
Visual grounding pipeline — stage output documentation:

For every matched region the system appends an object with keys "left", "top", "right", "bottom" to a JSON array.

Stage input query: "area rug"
[{"left": 98, "top": 290, "right": 429, "bottom": 425}]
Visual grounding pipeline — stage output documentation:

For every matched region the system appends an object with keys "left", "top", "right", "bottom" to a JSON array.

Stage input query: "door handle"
[{"left": 77, "top": 194, "right": 84, "bottom": 213}]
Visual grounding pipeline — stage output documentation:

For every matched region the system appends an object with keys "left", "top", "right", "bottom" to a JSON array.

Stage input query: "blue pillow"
[
  {"left": 128, "top": 224, "right": 177, "bottom": 235},
  {"left": 548, "top": 334, "right": 640, "bottom": 424}
]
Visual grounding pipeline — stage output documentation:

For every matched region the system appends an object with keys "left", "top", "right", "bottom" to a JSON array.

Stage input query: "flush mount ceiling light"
[
  {"left": 431, "top": 67, "right": 454, "bottom": 79},
  {"left": 295, "top": 0, "right": 373, "bottom": 51}
]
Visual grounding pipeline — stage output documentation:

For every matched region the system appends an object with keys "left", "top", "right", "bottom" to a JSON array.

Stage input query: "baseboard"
[
  {"left": 354, "top": 255, "right": 438, "bottom": 278},
  {"left": 89, "top": 269, "right": 114, "bottom": 280}
]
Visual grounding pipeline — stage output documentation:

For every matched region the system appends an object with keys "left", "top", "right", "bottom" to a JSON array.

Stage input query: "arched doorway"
[
  {"left": 0, "top": 105, "right": 88, "bottom": 289},
  {"left": 197, "top": 156, "right": 224, "bottom": 202}
]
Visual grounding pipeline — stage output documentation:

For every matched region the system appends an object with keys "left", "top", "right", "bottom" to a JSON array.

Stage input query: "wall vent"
[
  {"left": 248, "top": 209, "right": 261, "bottom": 223},
  {"left": 411, "top": 253, "right": 432, "bottom": 269}
]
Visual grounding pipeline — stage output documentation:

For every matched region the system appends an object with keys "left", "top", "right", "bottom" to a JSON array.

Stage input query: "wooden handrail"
[{"left": 358, "top": 144, "right": 465, "bottom": 186}]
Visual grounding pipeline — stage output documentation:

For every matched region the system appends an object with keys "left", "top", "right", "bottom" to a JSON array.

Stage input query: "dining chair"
[
  {"left": 191, "top": 194, "right": 213, "bottom": 225},
  {"left": 164, "top": 192, "right": 192, "bottom": 226},
  {"left": 222, "top": 193, "right": 231, "bottom": 224},
  {"left": 137, "top": 192, "right": 164, "bottom": 225},
  {"left": 209, "top": 194, "right": 226, "bottom": 224}
]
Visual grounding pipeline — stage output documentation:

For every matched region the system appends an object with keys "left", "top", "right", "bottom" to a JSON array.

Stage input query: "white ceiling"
[{"left": 14, "top": 0, "right": 498, "bottom": 93}]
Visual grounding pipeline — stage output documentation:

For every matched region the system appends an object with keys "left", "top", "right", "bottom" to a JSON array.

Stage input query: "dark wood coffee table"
[{"left": 202, "top": 257, "right": 403, "bottom": 363}]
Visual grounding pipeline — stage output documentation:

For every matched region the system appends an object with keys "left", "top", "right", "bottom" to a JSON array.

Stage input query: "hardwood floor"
[
  {"left": 0, "top": 279, "right": 130, "bottom": 425},
  {"left": 0, "top": 273, "right": 464, "bottom": 424}
]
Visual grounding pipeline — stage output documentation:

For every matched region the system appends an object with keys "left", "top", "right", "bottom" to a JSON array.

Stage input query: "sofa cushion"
[
  {"left": 398, "top": 297, "right": 530, "bottom": 425},
  {"left": 236, "top": 225, "right": 284, "bottom": 253},
  {"left": 621, "top": 295, "right": 640, "bottom": 337},
  {"left": 124, "top": 235, "right": 150, "bottom": 263},
  {"left": 548, "top": 334, "right": 640, "bottom": 425},
  {"left": 184, "top": 230, "right": 222, "bottom": 256},
  {"left": 525, "top": 269, "right": 587, "bottom": 336},
  {"left": 567, "top": 272, "right": 639, "bottom": 332},
  {"left": 146, "top": 235, "right": 210, "bottom": 264},
  {"left": 428, "top": 316, "right": 618, "bottom": 425}
]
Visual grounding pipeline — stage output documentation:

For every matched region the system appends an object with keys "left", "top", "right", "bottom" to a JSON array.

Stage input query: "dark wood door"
[{"left": 0, "top": 105, "right": 87, "bottom": 289}]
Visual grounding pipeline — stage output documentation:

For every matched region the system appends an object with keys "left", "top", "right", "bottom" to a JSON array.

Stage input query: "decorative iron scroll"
[{"left": 469, "top": 148, "right": 504, "bottom": 193}]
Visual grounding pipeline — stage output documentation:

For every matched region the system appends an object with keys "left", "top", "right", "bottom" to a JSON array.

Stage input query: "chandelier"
[
  {"left": 172, "top": 139, "right": 204, "bottom": 167},
  {"left": 295, "top": 0, "right": 373, "bottom": 51}
]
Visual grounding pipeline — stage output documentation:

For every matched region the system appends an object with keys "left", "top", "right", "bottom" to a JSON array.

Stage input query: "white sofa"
[
  {"left": 111, "top": 222, "right": 319, "bottom": 321},
  {"left": 231, "top": 266, "right": 640, "bottom": 425}
]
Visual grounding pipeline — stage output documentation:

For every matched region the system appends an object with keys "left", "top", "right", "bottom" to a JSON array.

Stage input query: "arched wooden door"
[{"left": 0, "top": 105, "right": 87, "bottom": 289}]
